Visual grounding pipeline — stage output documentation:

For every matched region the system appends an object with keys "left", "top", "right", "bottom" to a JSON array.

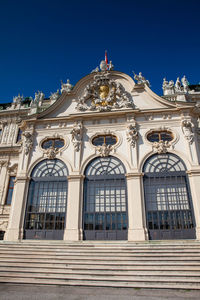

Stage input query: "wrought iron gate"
[
  {"left": 83, "top": 157, "right": 128, "bottom": 240},
  {"left": 143, "top": 154, "right": 196, "bottom": 240}
]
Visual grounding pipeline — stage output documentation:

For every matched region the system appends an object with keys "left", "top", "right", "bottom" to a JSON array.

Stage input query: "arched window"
[
  {"left": 83, "top": 156, "right": 128, "bottom": 240},
  {"left": 143, "top": 153, "right": 195, "bottom": 240},
  {"left": 24, "top": 159, "right": 68, "bottom": 240}
]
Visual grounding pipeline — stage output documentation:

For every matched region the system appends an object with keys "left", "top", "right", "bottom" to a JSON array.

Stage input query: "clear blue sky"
[{"left": 0, "top": 0, "right": 200, "bottom": 103}]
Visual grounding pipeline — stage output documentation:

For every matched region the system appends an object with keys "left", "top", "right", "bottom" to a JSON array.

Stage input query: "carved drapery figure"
[
  {"left": 30, "top": 91, "right": 44, "bottom": 108},
  {"left": 175, "top": 77, "right": 182, "bottom": 92},
  {"left": 76, "top": 72, "right": 133, "bottom": 112},
  {"left": 181, "top": 75, "right": 189, "bottom": 93},
  {"left": 13, "top": 94, "right": 23, "bottom": 106},
  {"left": 134, "top": 72, "right": 150, "bottom": 87},
  {"left": 181, "top": 119, "right": 194, "bottom": 144},
  {"left": 163, "top": 76, "right": 189, "bottom": 95},
  {"left": 70, "top": 122, "right": 83, "bottom": 152},
  {"left": 126, "top": 123, "right": 138, "bottom": 148},
  {"left": 23, "top": 132, "right": 33, "bottom": 155},
  {"left": 61, "top": 79, "right": 73, "bottom": 93},
  {"left": 50, "top": 90, "right": 60, "bottom": 101},
  {"left": 162, "top": 79, "right": 175, "bottom": 95}
]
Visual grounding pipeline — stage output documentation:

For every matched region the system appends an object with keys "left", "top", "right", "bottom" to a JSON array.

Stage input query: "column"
[
  {"left": 4, "top": 177, "right": 29, "bottom": 241},
  {"left": 126, "top": 173, "right": 147, "bottom": 241},
  {"left": 63, "top": 175, "right": 84, "bottom": 241},
  {"left": 187, "top": 170, "right": 200, "bottom": 240}
]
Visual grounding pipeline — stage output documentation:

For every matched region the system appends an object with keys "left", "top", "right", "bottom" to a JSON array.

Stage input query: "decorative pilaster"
[
  {"left": 187, "top": 169, "right": 200, "bottom": 240},
  {"left": 4, "top": 176, "right": 29, "bottom": 241},
  {"left": 63, "top": 175, "right": 85, "bottom": 241},
  {"left": 126, "top": 172, "right": 147, "bottom": 241}
]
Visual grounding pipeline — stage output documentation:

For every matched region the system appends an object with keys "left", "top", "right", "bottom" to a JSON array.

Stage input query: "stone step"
[
  {"left": 0, "top": 271, "right": 200, "bottom": 283},
  {"left": 1, "top": 266, "right": 200, "bottom": 277},
  {"left": 1, "top": 261, "right": 200, "bottom": 270},
  {"left": 0, "top": 276, "right": 199, "bottom": 289},
  {"left": 0, "top": 258, "right": 199, "bottom": 266},
  {"left": 0, "top": 248, "right": 200, "bottom": 255},
  {"left": 0, "top": 253, "right": 200, "bottom": 259}
]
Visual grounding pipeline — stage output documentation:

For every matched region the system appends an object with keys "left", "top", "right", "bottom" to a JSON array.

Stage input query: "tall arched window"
[
  {"left": 83, "top": 156, "right": 128, "bottom": 240},
  {"left": 24, "top": 159, "right": 68, "bottom": 240},
  {"left": 143, "top": 153, "right": 195, "bottom": 240}
]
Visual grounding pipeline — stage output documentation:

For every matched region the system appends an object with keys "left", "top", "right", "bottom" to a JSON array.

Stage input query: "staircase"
[{"left": 0, "top": 240, "right": 200, "bottom": 289}]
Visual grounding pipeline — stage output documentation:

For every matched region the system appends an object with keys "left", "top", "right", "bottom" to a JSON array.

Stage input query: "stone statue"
[
  {"left": 100, "top": 60, "right": 107, "bottom": 72},
  {"left": 22, "top": 132, "right": 33, "bottom": 155},
  {"left": 181, "top": 75, "right": 189, "bottom": 93},
  {"left": 91, "top": 66, "right": 99, "bottom": 73},
  {"left": 70, "top": 121, "right": 83, "bottom": 151},
  {"left": 31, "top": 91, "right": 44, "bottom": 107},
  {"left": 108, "top": 61, "right": 114, "bottom": 71},
  {"left": 61, "top": 79, "right": 73, "bottom": 93},
  {"left": 50, "top": 90, "right": 60, "bottom": 101},
  {"left": 162, "top": 79, "right": 175, "bottom": 95},
  {"left": 134, "top": 72, "right": 150, "bottom": 86},
  {"left": 175, "top": 77, "right": 182, "bottom": 92},
  {"left": 181, "top": 119, "right": 194, "bottom": 144},
  {"left": 13, "top": 94, "right": 23, "bottom": 104}
]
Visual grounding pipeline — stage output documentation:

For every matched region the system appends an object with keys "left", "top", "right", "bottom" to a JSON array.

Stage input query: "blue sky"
[{"left": 0, "top": 0, "right": 200, "bottom": 103}]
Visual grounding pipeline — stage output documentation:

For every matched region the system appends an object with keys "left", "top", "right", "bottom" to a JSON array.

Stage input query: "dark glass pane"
[
  {"left": 16, "top": 129, "right": 22, "bottom": 142},
  {"left": 147, "top": 133, "right": 159, "bottom": 142},
  {"left": 105, "top": 135, "right": 117, "bottom": 145},
  {"left": 42, "top": 140, "right": 53, "bottom": 149},
  {"left": 54, "top": 139, "right": 64, "bottom": 149},
  {"left": 160, "top": 132, "right": 173, "bottom": 141},
  {"left": 5, "top": 176, "right": 15, "bottom": 205},
  {"left": 92, "top": 137, "right": 104, "bottom": 146}
]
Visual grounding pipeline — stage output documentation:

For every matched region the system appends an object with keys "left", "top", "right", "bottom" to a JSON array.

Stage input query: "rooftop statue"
[
  {"left": 134, "top": 72, "right": 150, "bottom": 86},
  {"left": 162, "top": 78, "right": 175, "bottom": 95},
  {"left": 181, "top": 75, "right": 189, "bottom": 93},
  {"left": 61, "top": 79, "right": 73, "bottom": 93},
  {"left": 175, "top": 77, "right": 182, "bottom": 92}
]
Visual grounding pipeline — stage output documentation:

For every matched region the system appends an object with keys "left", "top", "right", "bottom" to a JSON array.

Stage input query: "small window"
[
  {"left": 5, "top": 176, "right": 15, "bottom": 205},
  {"left": 92, "top": 135, "right": 117, "bottom": 146},
  {"left": 42, "top": 138, "right": 64, "bottom": 150},
  {"left": 147, "top": 131, "right": 173, "bottom": 143},
  {"left": 16, "top": 128, "right": 22, "bottom": 143}
]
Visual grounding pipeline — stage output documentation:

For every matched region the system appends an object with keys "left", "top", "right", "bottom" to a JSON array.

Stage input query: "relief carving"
[
  {"left": 152, "top": 140, "right": 171, "bottom": 154},
  {"left": 0, "top": 220, "right": 8, "bottom": 231},
  {"left": 126, "top": 123, "right": 138, "bottom": 148},
  {"left": 76, "top": 72, "right": 133, "bottom": 112},
  {"left": 181, "top": 119, "right": 194, "bottom": 144},
  {"left": 70, "top": 121, "right": 83, "bottom": 152},
  {"left": 96, "top": 144, "right": 113, "bottom": 157},
  {"left": 23, "top": 132, "right": 33, "bottom": 155}
]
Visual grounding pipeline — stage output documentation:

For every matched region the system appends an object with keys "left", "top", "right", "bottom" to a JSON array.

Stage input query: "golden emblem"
[{"left": 99, "top": 85, "right": 109, "bottom": 100}]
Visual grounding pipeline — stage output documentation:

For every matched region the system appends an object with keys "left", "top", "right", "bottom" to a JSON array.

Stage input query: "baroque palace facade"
[{"left": 0, "top": 60, "right": 200, "bottom": 242}]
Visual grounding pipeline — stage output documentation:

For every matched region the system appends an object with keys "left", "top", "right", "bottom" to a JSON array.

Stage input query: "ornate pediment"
[{"left": 75, "top": 72, "right": 134, "bottom": 112}]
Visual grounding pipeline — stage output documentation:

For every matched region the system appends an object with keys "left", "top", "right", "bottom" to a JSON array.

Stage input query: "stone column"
[
  {"left": 126, "top": 173, "right": 147, "bottom": 241},
  {"left": 4, "top": 176, "right": 29, "bottom": 241},
  {"left": 0, "top": 161, "right": 8, "bottom": 206},
  {"left": 187, "top": 170, "right": 200, "bottom": 240},
  {"left": 63, "top": 175, "right": 84, "bottom": 241}
]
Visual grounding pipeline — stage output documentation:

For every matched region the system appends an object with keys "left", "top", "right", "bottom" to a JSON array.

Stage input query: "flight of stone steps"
[{"left": 0, "top": 240, "right": 200, "bottom": 289}]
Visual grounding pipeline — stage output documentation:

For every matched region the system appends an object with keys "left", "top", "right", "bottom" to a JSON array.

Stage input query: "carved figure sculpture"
[
  {"left": 23, "top": 132, "right": 33, "bottom": 155},
  {"left": 61, "top": 79, "right": 73, "bottom": 93},
  {"left": 126, "top": 123, "right": 138, "bottom": 148},
  {"left": 134, "top": 72, "right": 150, "bottom": 86},
  {"left": 162, "top": 79, "right": 175, "bottom": 95},
  {"left": 50, "top": 90, "right": 60, "bottom": 101},
  {"left": 175, "top": 77, "right": 182, "bottom": 92},
  {"left": 181, "top": 75, "right": 189, "bottom": 93},
  {"left": 181, "top": 119, "right": 194, "bottom": 144},
  {"left": 70, "top": 122, "right": 83, "bottom": 151},
  {"left": 152, "top": 140, "right": 170, "bottom": 154},
  {"left": 96, "top": 144, "right": 112, "bottom": 157}
]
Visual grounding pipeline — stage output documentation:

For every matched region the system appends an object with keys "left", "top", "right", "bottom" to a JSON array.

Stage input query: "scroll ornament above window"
[
  {"left": 41, "top": 137, "right": 65, "bottom": 159},
  {"left": 91, "top": 132, "right": 118, "bottom": 157},
  {"left": 75, "top": 73, "right": 134, "bottom": 112},
  {"left": 146, "top": 129, "right": 174, "bottom": 154}
]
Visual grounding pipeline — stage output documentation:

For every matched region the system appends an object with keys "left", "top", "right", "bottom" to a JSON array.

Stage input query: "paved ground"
[{"left": 0, "top": 284, "right": 200, "bottom": 300}]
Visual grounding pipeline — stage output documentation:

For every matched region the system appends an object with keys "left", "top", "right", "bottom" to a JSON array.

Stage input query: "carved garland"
[{"left": 90, "top": 130, "right": 120, "bottom": 157}]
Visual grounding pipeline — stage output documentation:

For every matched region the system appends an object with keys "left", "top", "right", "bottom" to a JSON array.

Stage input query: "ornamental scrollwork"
[
  {"left": 75, "top": 72, "right": 134, "bottom": 112},
  {"left": 152, "top": 140, "right": 171, "bottom": 154},
  {"left": 96, "top": 144, "right": 113, "bottom": 157},
  {"left": 0, "top": 220, "right": 8, "bottom": 231},
  {"left": 181, "top": 119, "right": 194, "bottom": 144},
  {"left": 44, "top": 147, "right": 59, "bottom": 159},
  {"left": 23, "top": 132, "right": 33, "bottom": 155},
  {"left": 70, "top": 121, "right": 83, "bottom": 152},
  {"left": 126, "top": 123, "right": 138, "bottom": 148}
]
